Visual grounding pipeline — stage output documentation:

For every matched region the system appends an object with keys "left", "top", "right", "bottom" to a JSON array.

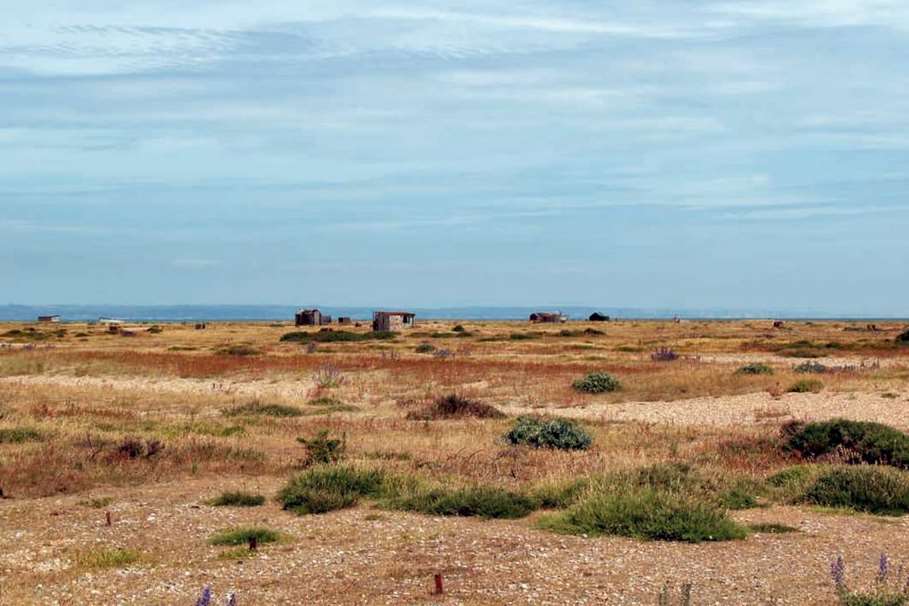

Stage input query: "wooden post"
[
  {"left": 248, "top": 536, "right": 258, "bottom": 552},
  {"left": 105, "top": 511, "right": 112, "bottom": 526},
  {"left": 433, "top": 574, "right": 444, "bottom": 595}
]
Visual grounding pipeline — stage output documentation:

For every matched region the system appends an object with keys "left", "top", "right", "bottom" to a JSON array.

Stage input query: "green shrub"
[
  {"left": 504, "top": 416, "right": 592, "bottom": 450},
  {"left": 794, "top": 361, "right": 828, "bottom": 374},
  {"left": 389, "top": 485, "right": 537, "bottom": 519},
  {"left": 278, "top": 465, "right": 387, "bottom": 515},
  {"left": 897, "top": 329, "right": 909, "bottom": 344},
  {"left": 209, "top": 491, "right": 266, "bottom": 507},
  {"left": 787, "top": 379, "right": 824, "bottom": 393},
  {"left": 209, "top": 527, "right": 281, "bottom": 546},
  {"left": 802, "top": 466, "right": 909, "bottom": 515},
  {"left": 415, "top": 343, "right": 436, "bottom": 354},
  {"left": 452, "top": 325, "right": 466, "bottom": 333},
  {"left": 572, "top": 372, "right": 621, "bottom": 393},
  {"left": 540, "top": 489, "right": 747, "bottom": 543},
  {"left": 785, "top": 420, "right": 909, "bottom": 469},
  {"left": 736, "top": 363, "right": 774, "bottom": 375},
  {"left": 0, "top": 427, "right": 43, "bottom": 444},
  {"left": 297, "top": 430, "right": 346, "bottom": 464},
  {"left": 225, "top": 401, "right": 303, "bottom": 417}
]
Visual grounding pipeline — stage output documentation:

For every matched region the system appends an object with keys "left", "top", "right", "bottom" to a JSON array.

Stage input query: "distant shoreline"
[{"left": 1, "top": 304, "right": 906, "bottom": 324}]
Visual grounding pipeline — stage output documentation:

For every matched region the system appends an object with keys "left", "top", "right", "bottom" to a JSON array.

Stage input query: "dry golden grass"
[{"left": 1, "top": 319, "right": 908, "bottom": 603}]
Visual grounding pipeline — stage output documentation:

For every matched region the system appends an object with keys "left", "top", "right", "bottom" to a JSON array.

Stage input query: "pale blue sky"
[{"left": 2, "top": 2, "right": 907, "bottom": 314}]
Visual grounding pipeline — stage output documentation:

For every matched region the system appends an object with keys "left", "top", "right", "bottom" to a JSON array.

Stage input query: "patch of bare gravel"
[
  {"left": 504, "top": 390, "right": 909, "bottom": 429},
  {"left": 1, "top": 477, "right": 907, "bottom": 605}
]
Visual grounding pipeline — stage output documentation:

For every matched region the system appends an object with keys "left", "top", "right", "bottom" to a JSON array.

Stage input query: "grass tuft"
[
  {"left": 787, "top": 379, "right": 824, "bottom": 393},
  {"left": 209, "top": 527, "right": 281, "bottom": 546},
  {"left": 539, "top": 489, "right": 747, "bottom": 543},
  {"left": 225, "top": 401, "right": 303, "bottom": 418},
  {"left": 0, "top": 427, "right": 43, "bottom": 444},
  {"left": 75, "top": 547, "right": 141, "bottom": 569},
  {"left": 209, "top": 491, "right": 266, "bottom": 507}
]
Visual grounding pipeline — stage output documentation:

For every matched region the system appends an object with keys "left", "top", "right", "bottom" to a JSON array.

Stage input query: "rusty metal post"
[
  {"left": 105, "top": 511, "right": 112, "bottom": 526},
  {"left": 248, "top": 536, "right": 258, "bottom": 552},
  {"left": 433, "top": 574, "right": 444, "bottom": 595}
]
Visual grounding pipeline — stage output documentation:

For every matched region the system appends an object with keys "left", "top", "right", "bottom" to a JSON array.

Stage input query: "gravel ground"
[
  {"left": 507, "top": 390, "right": 909, "bottom": 429},
  {"left": 2, "top": 477, "right": 907, "bottom": 605},
  {"left": 5, "top": 375, "right": 907, "bottom": 429}
]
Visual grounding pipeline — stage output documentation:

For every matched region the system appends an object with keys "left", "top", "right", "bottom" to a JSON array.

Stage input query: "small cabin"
[
  {"left": 296, "top": 309, "right": 331, "bottom": 326},
  {"left": 529, "top": 312, "right": 565, "bottom": 324},
  {"left": 37, "top": 315, "right": 61, "bottom": 323},
  {"left": 372, "top": 311, "right": 415, "bottom": 332}
]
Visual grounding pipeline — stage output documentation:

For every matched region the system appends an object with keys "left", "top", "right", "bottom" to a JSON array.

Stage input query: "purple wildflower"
[
  {"left": 195, "top": 586, "right": 212, "bottom": 606},
  {"left": 878, "top": 553, "right": 891, "bottom": 584},
  {"left": 831, "top": 555, "right": 847, "bottom": 592}
]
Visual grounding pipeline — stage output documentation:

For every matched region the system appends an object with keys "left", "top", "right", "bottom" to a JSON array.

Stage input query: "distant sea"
[{"left": 1, "top": 304, "right": 905, "bottom": 322}]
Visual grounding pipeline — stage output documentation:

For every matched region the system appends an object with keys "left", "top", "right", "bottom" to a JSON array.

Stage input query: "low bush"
[
  {"left": 572, "top": 372, "right": 621, "bottom": 393},
  {"left": 407, "top": 394, "right": 505, "bottom": 420},
  {"left": 209, "top": 527, "right": 281, "bottom": 546},
  {"left": 802, "top": 466, "right": 909, "bottom": 515},
  {"left": 784, "top": 419, "right": 909, "bottom": 469},
  {"left": 787, "top": 379, "right": 824, "bottom": 393},
  {"left": 278, "top": 465, "right": 387, "bottom": 515},
  {"left": 897, "top": 329, "right": 909, "bottom": 344},
  {"left": 452, "top": 325, "right": 466, "bottom": 333},
  {"left": 736, "top": 363, "right": 774, "bottom": 375},
  {"left": 504, "top": 416, "right": 592, "bottom": 450},
  {"left": 794, "top": 361, "right": 828, "bottom": 374},
  {"left": 414, "top": 343, "right": 436, "bottom": 354},
  {"left": 225, "top": 401, "right": 303, "bottom": 418},
  {"left": 389, "top": 485, "right": 537, "bottom": 519},
  {"left": 539, "top": 489, "right": 747, "bottom": 543},
  {"left": 0, "top": 427, "right": 43, "bottom": 444},
  {"left": 209, "top": 491, "right": 266, "bottom": 507}
]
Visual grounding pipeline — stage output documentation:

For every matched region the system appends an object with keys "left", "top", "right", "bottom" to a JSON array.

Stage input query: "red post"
[
  {"left": 433, "top": 574, "right": 444, "bottom": 595},
  {"left": 106, "top": 511, "right": 112, "bottom": 526}
]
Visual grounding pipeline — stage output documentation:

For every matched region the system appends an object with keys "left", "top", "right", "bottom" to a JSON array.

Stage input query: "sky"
[{"left": 1, "top": 2, "right": 907, "bottom": 314}]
